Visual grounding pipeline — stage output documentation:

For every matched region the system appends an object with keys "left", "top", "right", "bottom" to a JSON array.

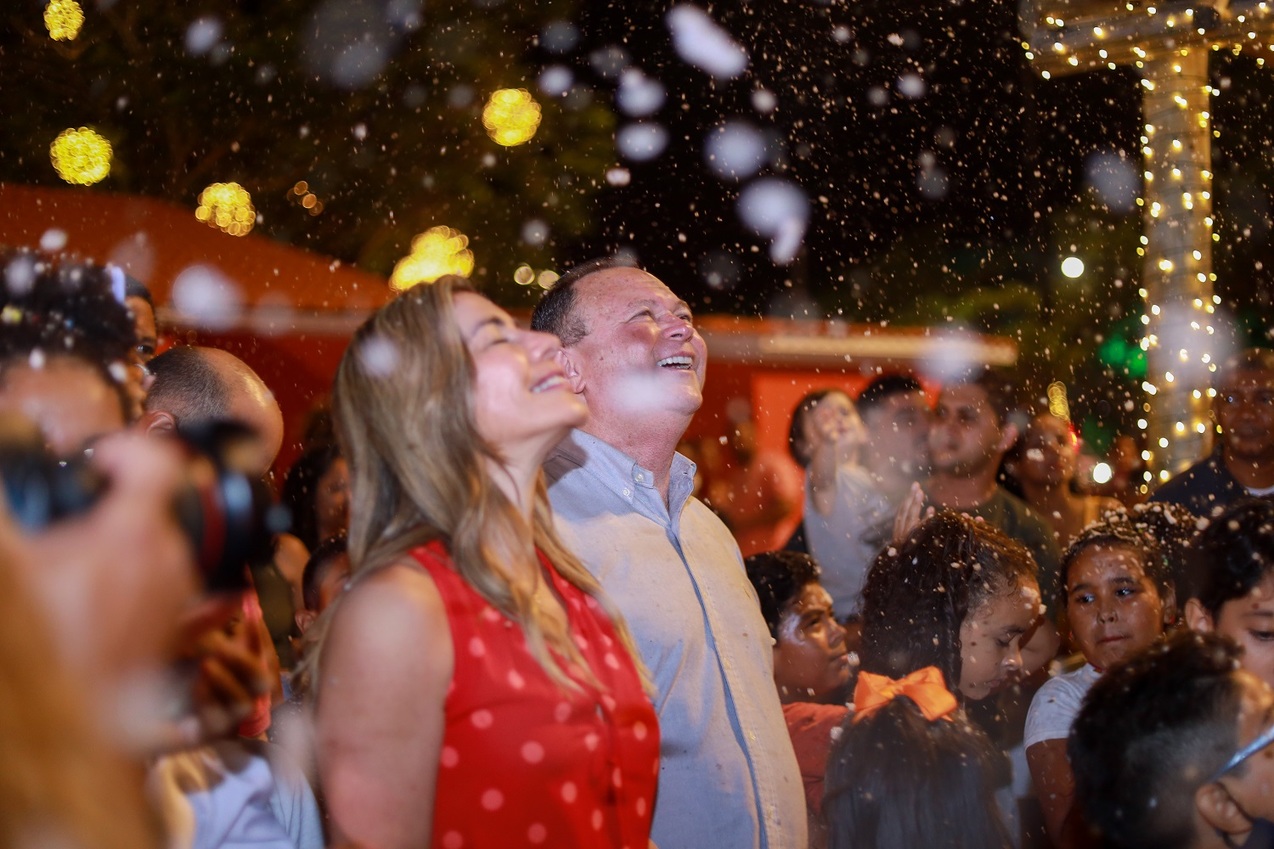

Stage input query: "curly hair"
[{"left": 744, "top": 550, "right": 821, "bottom": 639}]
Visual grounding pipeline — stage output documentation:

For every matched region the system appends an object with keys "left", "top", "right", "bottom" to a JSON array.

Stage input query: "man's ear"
[
  {"left": 295, "top": 608, "right": 316, "bottom": 636},
  {"left": 1185, "top": 598, "right": 1216, "bottom": 633},
  {"left": 557, "top": 348, "right": 585, "bottom": 395},
  {"left": 996, "top": 421, "right": 1020, "bottom": 456},
  {"left": 135, "top": 409, "right": 178, "bottom": 439},
  {"left": 1197, "top": 780, "right": 1253, "bottom": 844}
]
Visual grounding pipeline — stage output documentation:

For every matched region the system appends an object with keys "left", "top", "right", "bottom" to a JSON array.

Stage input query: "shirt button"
[
  {"left": 622, "top": 488, "right": 632, "bottom": 497},
  {"left": 634, "top": 472, "right": 644, "bottom": 483}
]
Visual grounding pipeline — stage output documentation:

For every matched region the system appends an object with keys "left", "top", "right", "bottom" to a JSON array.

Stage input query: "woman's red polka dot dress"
[{"left": 413, "top": 541, "right": 660, "bottom": 849}]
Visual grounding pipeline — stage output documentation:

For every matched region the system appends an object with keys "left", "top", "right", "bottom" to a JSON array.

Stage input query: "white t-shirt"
[{"left": 1024, "top": 663, "right": 1102, "bottom": 750}]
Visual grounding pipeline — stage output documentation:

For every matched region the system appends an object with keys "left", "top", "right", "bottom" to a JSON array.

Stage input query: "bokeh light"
[
  {"left": 390, "top": 226, "right": 474, "bottom": 291},
  {"left": 49, "top": 127, "right": 111, "bottom": 185},
  {"left": 44, "top": 0, "right": 84, "bottom": 41},
  {"left": 482, "top": 89, "right": 542, "bottom": 147},
  {"left": 1060, "top": 256, "right": 1085, "bottom": 278},
  {"left": 195, "top": 182, "right": 255, "bottom": 236}
]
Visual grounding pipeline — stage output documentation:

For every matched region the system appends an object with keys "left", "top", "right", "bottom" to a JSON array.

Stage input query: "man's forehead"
[
  {"left": 1220, "top": 368, "right": 1274, "bottom": 390},
  {"left": 939, "top": 383, "right": 990, "bottom": 408},
  {"left": 579, "top": 268, "right": 680, "bottom": 304}
]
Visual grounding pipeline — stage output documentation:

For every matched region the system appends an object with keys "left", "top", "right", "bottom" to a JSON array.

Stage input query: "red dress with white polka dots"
[{"left": 412, "top": 541, "right": 660, "bottom": 849}]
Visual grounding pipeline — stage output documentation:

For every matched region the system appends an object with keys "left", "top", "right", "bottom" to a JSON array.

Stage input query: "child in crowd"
[
  {"left": 1185, "top": 498, "right": 1274, "bottom": 692},
  {"left": 1025, "top": 515, "right": 1177, "bottom": 847},
  {"left": 824, "top": 667, "right": 1012, "bottom": 849},
  {"left": 744, "top": 550, "right": 851, "bottom": 847},
  {"left": 859, "top": 511, "right": 1043, "bottom": 705},
  {"left": 1070, "top": 630, "right": 1274, "bottom": 849}
]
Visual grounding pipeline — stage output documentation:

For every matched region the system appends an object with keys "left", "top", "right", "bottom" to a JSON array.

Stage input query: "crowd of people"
[{"left": 5, "top": 244, "right": 1274, "bottom": 849}]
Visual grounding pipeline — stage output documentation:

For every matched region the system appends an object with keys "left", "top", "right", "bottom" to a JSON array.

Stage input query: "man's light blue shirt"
[{"left": 545, "top": 429, "right": 807, "bottom": 849}]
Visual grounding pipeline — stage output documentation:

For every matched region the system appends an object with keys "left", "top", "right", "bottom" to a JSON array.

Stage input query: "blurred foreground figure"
[
  {"left": 315, "top": 277, "right": 657, "bottom": 849},
  {"left": 0, "top": 423, "right": 199, "bottom": 849},
  {"left": 534, "top": 259, "right": 806, "bottom": 849},
  {"left": 1070, "top": 631, "right": 1274, "bottom": 849},
  {"left": 824, "top": 667, "right": 1011, "bottom": 849},
  {"left": 1153, "top": 348, "right": 1274, "bottom": 516}
]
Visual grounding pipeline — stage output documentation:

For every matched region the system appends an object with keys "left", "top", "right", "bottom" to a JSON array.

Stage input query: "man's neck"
[
  {"left": 926, "top": 471, "right": 999, "bottom": 511},
  {"left": 582, "top": 415, "right": 687, "bottom": 505},
  {"left": 1224, "top": 450, "right": 1274, "bottom": 491}
]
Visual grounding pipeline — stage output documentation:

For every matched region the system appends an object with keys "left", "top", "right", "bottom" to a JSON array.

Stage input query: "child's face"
[
  {"left": 1210, "top": 575, "right": 1274, "bottom": 692},
  {"left": 1217, "top": 671, "right": 1274, "bottom": 827},
  {"left": 773, "top": 582, "right": 851, "bottom": 703},
  {"left": 1065, "top": 543, "right": 1169, "bottom": 671},
  {"left": 958, "top": 579, "right": 1041, "bottom": 701}
]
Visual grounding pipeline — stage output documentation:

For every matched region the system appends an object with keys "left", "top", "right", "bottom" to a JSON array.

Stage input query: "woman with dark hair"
[
  {"left": 859, "top": 511, "right": 1042, "bottom": 702},
  {"left": 281, "top": 443, "right": 349, "bottom": 553},
  {"left": 744, "top": 550, "right": 851, "bottom": 846},
  {"left": 312, "top": 277, "right": 658, "bottom": 849},
  {"left": 824, "top": 670, "right": 1012, "bottom": 849}
]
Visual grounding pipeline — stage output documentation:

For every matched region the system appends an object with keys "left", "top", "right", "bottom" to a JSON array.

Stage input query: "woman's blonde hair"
[{"left": 307, "top": 276, "right": 641, "bottom": 693}]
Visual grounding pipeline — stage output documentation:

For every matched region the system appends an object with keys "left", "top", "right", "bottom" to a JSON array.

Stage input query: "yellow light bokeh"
[
  {"left": 196, "top": 182, "right": 255, "bottom": 237},
  {"left": 482, "top": 88, "right": 542, "bottom": 147},
  {"left": 390, "top": 226, "right": 475, "bottom": 291},
  {"left": 44, "top": 0, "right": 84, "bottom": 41},
  {"left": 49, "top": 127, "right": 111, "bottom": 185}
]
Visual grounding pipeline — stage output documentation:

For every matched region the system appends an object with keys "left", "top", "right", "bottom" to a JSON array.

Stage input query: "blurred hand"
[{"left": 892, "top": 482, "right": 932, "bottom": 544}]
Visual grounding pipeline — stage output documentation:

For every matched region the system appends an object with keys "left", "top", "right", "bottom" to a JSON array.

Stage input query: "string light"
[
  {"left": 196, "top": 182, "right": 255, "bottom": 236},
  {"left": 1019, "top": 1, "right": 1274, "bottom": 477},
  {"left": 482, "top": 89, "right": 542, "bottom": 147},
  {"left": 390, "top": 226, "right": 474, "bottom": 291},
  {"left": 49, "top": 127, "right": 111, "bottom": 185}
]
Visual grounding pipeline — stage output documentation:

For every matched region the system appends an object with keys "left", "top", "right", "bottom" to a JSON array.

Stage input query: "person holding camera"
[{"left": 312, "top": 277, "right": 658, "bottom": 849}]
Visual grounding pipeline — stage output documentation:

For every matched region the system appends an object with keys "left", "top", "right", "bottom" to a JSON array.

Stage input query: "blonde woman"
[{"left": 313, "top": 278, "right": 658, "bottom": 849}]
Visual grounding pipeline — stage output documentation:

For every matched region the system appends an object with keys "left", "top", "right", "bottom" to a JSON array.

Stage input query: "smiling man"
[
  {"left": 533, "top": 259, "right": 807, "bottom": 849},
  {"left": 1153, "top": 348, "right": 1274, "bottom": 517}
]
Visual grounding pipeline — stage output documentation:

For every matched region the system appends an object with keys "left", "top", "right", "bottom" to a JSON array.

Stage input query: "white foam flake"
[
  {"left": 751, "top": 88, "right": 777, "bottom": 114},
  {"left": 616, "top": 123, "right": 669, "bottom": 162},
  {"left": 170, "top": 265, "right": 243, "bottom": 331},
  {"left": 897, "top": 72, "right": 927, "bottom": 99},
  {"left": 616, "top": 69, "right": 665, "bottom": 117},
  {"left": 4, "top": 254, "right": 37, "bottom": 296},
  {"left": 665, "top": 5, "right": 748, "bottom": 80},
  {"left": 39, "top": 229, "right": 68, "bottom": 252},
  {"left": 539, "top": 65, "right": 574, "bottom": 97},
  {"left": 704, "top": 121, "right": 768, "bottom": 180},
  {"left": 358, "top": 333, "right": 400, "bottom": 377},
  {"left": 541, "top": 21, "right": 580, "bottom": 54},
  {"left": 605, "top": 167, "right": 632, "bottom": 187},
  {"left": 736, "top": 178, "right": 809, "bottom": 265},
  {"left": 521, "top": 219, "right": 550, "bottom": 246},
  {"left": 185, "top": 16, "right": 223, "bottom": 56},
  {"left": 1084, "top": 150, "right": 1139, "bottom": 213}
]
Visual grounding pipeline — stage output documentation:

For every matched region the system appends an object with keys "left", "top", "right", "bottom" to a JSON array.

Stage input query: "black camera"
[{"left": 0, "top": 420, "right": 289, "bottom": 593}]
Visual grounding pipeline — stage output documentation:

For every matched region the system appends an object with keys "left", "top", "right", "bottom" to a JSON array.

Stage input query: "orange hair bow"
[{"left": 851, "top": 666, "right": 958, "bottom": 725}]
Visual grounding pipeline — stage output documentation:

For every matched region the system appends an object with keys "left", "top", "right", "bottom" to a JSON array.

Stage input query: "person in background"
[
  {"left": 1186, "top": 499, "right": 1274, "bottom": 691},
  {"left": 785, "top": 388, "right": 880, "bottom": 620},
  {"left": 534, "top": 258, "right": 806, "bottom": 849},
  {"left": 281, "top": 444, "right": 349, "bottom": 555},
  {"left": 1011, "top": 411, "right": 1122, "bottom": 547},
  {"left": 1153, "top": 348, "right": 1274, "bottom": 516},
  {"left": 1070, "top": 631, "right": 1274, "bottom": 849},
  {"left": 824, "top": 667, "right": 1012, "bottom": 849},
  {"left": 1025, "top": 515, "right": 1177, "bottom": 848},
  {"left": 708, "top": 400, "right": 802, "bottom": 556},
  {"left": 0, "top": 248, "right": 134, "bottom": 455},
  {"left": 314, "top": 277, "right": 658, "bottom": 849},
  {"left": 745, "top": 550, "right": 852, "bottom": 848},
  {"left": 142, "top": 345, "right": 301, "bottom": 680}
]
